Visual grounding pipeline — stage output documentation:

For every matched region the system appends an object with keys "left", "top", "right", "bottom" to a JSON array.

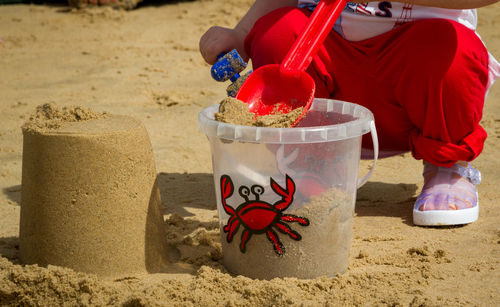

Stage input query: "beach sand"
[{"left": 0, "top": 1, "right": 499, "bottom": 305}]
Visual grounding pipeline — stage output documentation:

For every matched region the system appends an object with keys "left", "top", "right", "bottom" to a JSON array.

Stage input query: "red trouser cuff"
[{"left": 410, "top": 126, "right": 487, "bottom": 167}]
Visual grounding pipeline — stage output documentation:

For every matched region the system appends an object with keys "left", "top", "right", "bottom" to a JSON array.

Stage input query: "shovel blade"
[{"left": 236, "top": 64, "right": 315, "bottom": 126}]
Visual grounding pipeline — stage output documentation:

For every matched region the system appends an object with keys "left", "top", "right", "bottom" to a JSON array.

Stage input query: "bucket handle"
[{"left": 357, "top": 120, "right": 378, "bottom": 188}]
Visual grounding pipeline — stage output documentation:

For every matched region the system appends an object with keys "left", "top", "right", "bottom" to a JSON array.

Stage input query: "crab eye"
[
  {"left": 239, "top": 186, "right": 250, "bottom": 198},
  {"left": 251, "top": 185, "right": 264, "bottom": 196}
]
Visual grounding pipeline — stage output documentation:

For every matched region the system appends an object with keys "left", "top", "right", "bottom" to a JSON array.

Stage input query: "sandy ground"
[{"left": 0, "top": 0, "right": 499, "bottom": 305}]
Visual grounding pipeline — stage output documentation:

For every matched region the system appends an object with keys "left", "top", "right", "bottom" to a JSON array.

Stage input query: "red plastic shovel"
[{"left": 236, "top": 0, "right": 347, "bottom": 126}]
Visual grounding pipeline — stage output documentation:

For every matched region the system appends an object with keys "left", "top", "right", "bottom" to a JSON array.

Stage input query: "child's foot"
[
  {"left": 413, "top": 161, "right": 481, "bottom": 226},
  {"left": 67, "top": 0, "right": 141, "bottom": 10}
]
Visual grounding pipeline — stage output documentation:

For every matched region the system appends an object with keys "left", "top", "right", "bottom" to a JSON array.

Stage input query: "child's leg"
[
  {"left": 366, "top": 19, "right": 489, "bottom": 225},
  {"left": 381, "top": 19, "right": 490, "bottom": 167}
]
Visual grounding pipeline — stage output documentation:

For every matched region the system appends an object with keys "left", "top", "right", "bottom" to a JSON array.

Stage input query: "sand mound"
[
  {"left": 22, "top": 103, "right": 107, "bottom": 133},
  {"left": 20, "top": 104, "right": 167, "bottom": 278}
]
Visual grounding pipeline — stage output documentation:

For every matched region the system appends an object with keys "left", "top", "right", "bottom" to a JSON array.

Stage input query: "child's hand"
[{"left": 199, "top": 26, "right": 248, "bottom": 65}]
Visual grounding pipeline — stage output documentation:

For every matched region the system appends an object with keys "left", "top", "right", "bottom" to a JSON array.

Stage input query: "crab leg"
[
  {"left": 224, "top": 215, "right": 237, "bottom": 232},
  {"left": 225, "top": 218, "right": 240, "bottom": 243},
  {"left": 281, "top": 214, "right": 310, "bottom": 226},
  {"left": 275, "top": 222, "right": 302, "bottom": 240},
  {"left": 240, "top": 229, "right": 252, "bottom": 253},
  {"left": 266, "top": 229, "right": 285, "bottom": 256}
]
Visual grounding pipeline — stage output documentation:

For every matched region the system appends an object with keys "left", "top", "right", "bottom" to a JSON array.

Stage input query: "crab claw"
[
  {"left": 271, "top": 174, "right": 295, "bottom": 211},
  {"left": 220, "top": 175, "right": 236, "bottom": 216}
]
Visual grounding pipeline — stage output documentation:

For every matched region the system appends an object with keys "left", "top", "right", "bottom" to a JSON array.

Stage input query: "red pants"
[{"left": 244, "top": 7, "right": 490, "bottom": 167}]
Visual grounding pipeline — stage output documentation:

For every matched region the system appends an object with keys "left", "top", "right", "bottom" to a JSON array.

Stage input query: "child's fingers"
[
  {"left": 200, "top": 27, "right": 230, "bottom": 64},
  {"left": 200, "top": 26, "right": 245, "bottom": 64}
]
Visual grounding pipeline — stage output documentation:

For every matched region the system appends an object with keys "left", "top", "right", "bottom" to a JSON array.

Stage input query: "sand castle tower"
[{"left": 19, "top": 104, "right": 168, "bottom": 277}]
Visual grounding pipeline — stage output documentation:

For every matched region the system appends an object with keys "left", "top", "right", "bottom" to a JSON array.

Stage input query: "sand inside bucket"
[
  {"left": 19, "top": 103, "right": 168, "bottom": 278},
  {"left": 214, "top": 97, "right": 304, "bottom": 128},
  {"left": 221, "top": 187, "right": 354, "bottom": 279}
]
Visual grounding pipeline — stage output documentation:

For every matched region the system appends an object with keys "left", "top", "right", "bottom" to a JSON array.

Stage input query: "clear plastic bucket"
[{"left": 198, "top": 98, "right": 378, "bottom": 279}]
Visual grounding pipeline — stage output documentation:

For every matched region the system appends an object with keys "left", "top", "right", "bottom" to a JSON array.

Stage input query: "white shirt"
[
  {"left": 298, "top": 1, "right": 499, "bottom": 90},
  {"left": 299, "top": 1, "right": 476, "bottom": 41}
]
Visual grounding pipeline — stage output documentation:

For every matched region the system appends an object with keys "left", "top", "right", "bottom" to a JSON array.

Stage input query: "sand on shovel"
[
  {"left": 19, "top": 103, "right": 168, "bottom": 278},
  {"left": 214, "top": 97, "right": 304, "bottom": 128}
]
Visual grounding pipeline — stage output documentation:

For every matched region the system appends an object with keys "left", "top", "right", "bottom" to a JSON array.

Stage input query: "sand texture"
[
  {"left": 215, "top": 97, "right": 304, "bottom": 128},
  {"left": 20, "top": 104, "right": 167, "bottom": 278},
  {"left": 22, "top": 103, "right": 107, "bottom": 133},
  {"left": 0, "top": 1, "right": 499, "bottom": 306}
]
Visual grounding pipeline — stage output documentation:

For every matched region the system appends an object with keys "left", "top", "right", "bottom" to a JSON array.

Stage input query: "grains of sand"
[
  {"left": 22, "top": 103, "right": 107, "bottom": 133},
  {"left": 214, "top": 97, "right": 304, "bottom": 128}
]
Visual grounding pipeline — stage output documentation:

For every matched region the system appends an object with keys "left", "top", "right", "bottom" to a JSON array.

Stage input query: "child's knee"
[{"left": 244, "top": 7, "right": 311, "bottom": 68}]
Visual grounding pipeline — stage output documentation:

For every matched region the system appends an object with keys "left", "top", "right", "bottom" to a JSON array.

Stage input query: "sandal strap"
[
  {"left": 423, "top": 162, "right": 481, "bottom": 185},
  {"left": 457, "top": 163, "right": 482, "bottom": 185}
]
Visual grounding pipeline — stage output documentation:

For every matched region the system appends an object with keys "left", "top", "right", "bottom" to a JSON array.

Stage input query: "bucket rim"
[{"left": 198, "top": 98, "right": 375, "bottom": 144}]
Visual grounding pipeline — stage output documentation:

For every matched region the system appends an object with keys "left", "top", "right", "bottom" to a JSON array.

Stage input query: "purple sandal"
[{"left": 413, "top": 162, "right": 481, "bottom": 226}]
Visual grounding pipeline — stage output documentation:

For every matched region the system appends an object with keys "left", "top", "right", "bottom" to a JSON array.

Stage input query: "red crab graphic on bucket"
[{"left": 220, "top": 174, "right": 310, "bottom": 256}]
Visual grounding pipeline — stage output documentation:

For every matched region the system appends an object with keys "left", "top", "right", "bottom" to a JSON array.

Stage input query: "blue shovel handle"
[{"left": 211, "top": 49, "right": 247, "bottom": 82}]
